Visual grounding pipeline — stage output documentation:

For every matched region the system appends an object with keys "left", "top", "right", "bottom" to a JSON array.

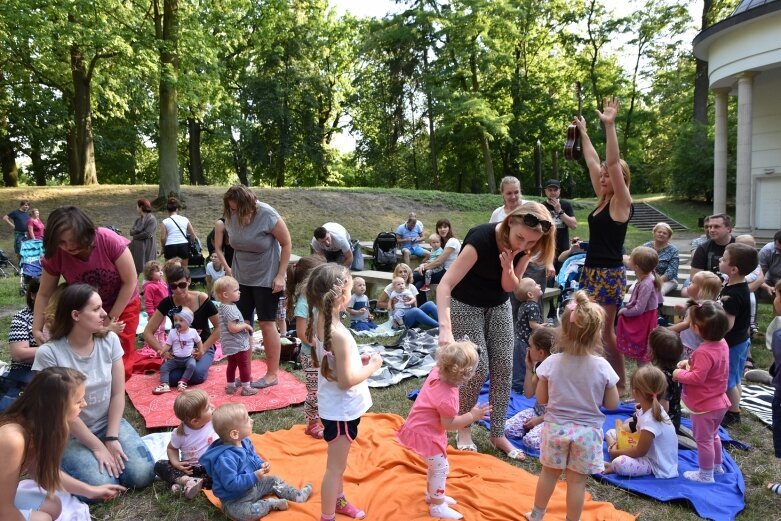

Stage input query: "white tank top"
[{"left": 316, "top": 323, "right": 372, "bottom": 421}]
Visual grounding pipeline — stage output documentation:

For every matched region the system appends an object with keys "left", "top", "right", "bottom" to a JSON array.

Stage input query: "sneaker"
[
  {"left": 183, "top": 477, "right": 203, "bottom": 499},
  {"left": 721, "top": 411, "right": 741, "bottom": 427},
  {"left": 225, "top": 384, "right": 237, "bottom": 395},
  {"left": 750, "top": 323, "right": 759, "bottom": 337},
  {"left": 240, "top": 386, "right": 259, "bottom": 396},
  {"left": 421, "top": 284, "right": 431, "bottom": 292},
  {"left": 429, "top": 502, "right": 463, "bottom": 519},
  {"left": 683, "top": 470, "right": 715, "bottom": 483}
]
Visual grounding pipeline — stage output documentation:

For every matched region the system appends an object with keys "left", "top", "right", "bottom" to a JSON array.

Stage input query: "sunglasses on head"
[
  {"left": 168, "top": 282, "right": 189, "bottom": 290},
  {"left": 519, "top": 213, "right": 552, "bottom": 233}
]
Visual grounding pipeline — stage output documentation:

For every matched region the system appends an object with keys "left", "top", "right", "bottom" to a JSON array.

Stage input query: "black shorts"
[
  {"left": 322, "top": 418, "right": 361, "bottom": 443},
  {"left": 164, "top": 243, "right": 190, "bottom": 260},
  {"left": 237, "top": 284, "right": 282, "bottom": 323}
]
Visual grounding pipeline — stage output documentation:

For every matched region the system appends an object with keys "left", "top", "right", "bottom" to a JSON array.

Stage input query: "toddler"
[
  {"left": 200, "top": 403, "right": 313, "bottom": 520},
  {"left": 420, "top": 234, "right": 444, "bottom": 292},
  {"left": 673, "top": 301, "right": 731, "bottom": 483},
  {"left": 525, "top": 291, "right": 620, "bottom": 521},
  {"left": 285, "top": 255, "right": 325, "bottom": 438},
  {"left": 347, "top": 276, "right": 377, "bottom": 331},
  {"left": 214, "top": 276, "right": 258, "bottom": 396},
  {"left": 397, "top": 341, "right": 490, "bottom": 520},
  {"left": 604, "top": 366, "right": 678, "bottom": 478},
  {"left": 389, "top": 276, "right": 416, "bottom": 329},
  {"left": 616, "top": 246, "right": 661, "bottom": 363},
  {"left": 718, "top": 242, "right": 757, "bottom": 427},
  {"left": 206, "top": 253, "right": 225, "bottom": 297},
  {"left": 648, "top": 327, "right": 683, "bottom": 435},
  {"left": 142, "top": 260, "right": 168, "bottom": 348},
  {"left": 505, "top": 328, "right": 556, "bottom": 450},
  {"left": 511, "top": 278, "right": 545, "bottom": 394},
  {"left": 276, "top": 296, "right": 287, "bottom": 336},
  {"left": 154, "top": 307, "right": 202, "bottom": 394},
  {"left": 154, "top": 390, "right": 216, "bottom": 498},
  {"left": 305, "top": 263, "right": 383, "bottom": 521},
  {"left": 735, "top": 234, "right": 763, "bottom": 336},
  {"left": 669, "top": 271, "right": 723, "bottom": 358}
]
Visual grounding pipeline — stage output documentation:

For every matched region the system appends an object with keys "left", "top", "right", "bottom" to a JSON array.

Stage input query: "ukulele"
[{"left": 564, "top": 82, "right": 583, "bottom": 161}]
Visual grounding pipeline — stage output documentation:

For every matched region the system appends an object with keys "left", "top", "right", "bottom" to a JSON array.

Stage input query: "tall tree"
[{"left": 155, "top": 0, "right": 181, "bottom": 201}]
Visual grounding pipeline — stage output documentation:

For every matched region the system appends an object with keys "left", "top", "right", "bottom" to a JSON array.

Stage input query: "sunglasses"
[
  {"left": 519, "top": 213, "right": 552, "bottom": 233},
  {"left": 168, "top": 282, "right": 189, "bottom": 290}
]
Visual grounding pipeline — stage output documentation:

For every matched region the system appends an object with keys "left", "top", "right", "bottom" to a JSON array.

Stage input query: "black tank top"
[{"left": 584, "top": 199, "right": 633, "bottom": 268}]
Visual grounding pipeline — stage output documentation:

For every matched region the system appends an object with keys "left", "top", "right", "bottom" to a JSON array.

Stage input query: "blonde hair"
[
  {"left": 498, "top": 176, "right": 521, "bottom": 194},
  {"left": 437, "top": 341, "right": 479, "bottom": 384},
  {"left": 630, "top": 246, "right": 661, "bottom": 291},
  {"left": 212, "top": 275, "right": 239, "bottom": 300},
  {"left": 596, "top": 159, "right": 631, "bottom": 208},
  {"left": 652, "top": 222, "right": 673, "bottom": 238},
  {"left": 173, "top": 390, "right": 209, "bottom": 435},
  {"left": 499, "top": 202, "right": 556, "bottom": 267},
  {"left": 631, "top": 366, "right": 669, "bottom": 423},
  {"left": 305, "top": 263, "right": 351, "bottom": 380},
  {"left": 513, "top": 277, "right": 538, "bottom": 301},
  {"left": 428, "top": 233, "right": 441, "bottom": 245},
  {"left": 393, "top": 263, "right": 413, "bottom": 285},
  {"left": 212, "top": 403, "right": 249, "bottom": 441},
  {"left": 690, "top": 271, "right": 722, "bottom": 302},
  {"left": 559, "top": 290, "right": 605, "bottom": 355}
]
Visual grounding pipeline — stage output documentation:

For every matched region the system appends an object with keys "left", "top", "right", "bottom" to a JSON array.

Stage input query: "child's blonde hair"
[
  {"left": 436, "top": 341, "right": 479, "bottom": 384},
  {"left": 352, "top": 276, "right": 366, "bottom": 287},
  {"left": 630, "top": 246, "right": 661, "bottom": 291},
  {"left": 143, "top": 260, "right": 162, "bottom": 281},
  {"left": 393, "top": 263, "right": 413, "bottom": 285},
  {"left": 734, "top": 234, "right": 755, "bottom": 247},
  {"left": 392, "top": 276, "right": 406, "bottom": 288},
  {"left": 559, "top": 290, "right": 605, "bottom": 355},
  {"left": 529, "top": 328, "right": 556, "bottom": 355},
  {"left": 212, "top": 402, "right": 249, "bottom": 441},
  {"left": 212, "top": 275, "right": 239, "bottom": 300},
  {"left": 631, "top": 365, "right": 669, "bottom": 423},
  {"left": 428, "top": 233, "right": 441, "bottom": 245},
  {"left": 305, "top": 263, "right": 351, "bottom": 380},
  {"left": 513, "top": 277, "right": 538, "bottom": 301},
  {"left": 173, "top": 389, "right": 209, "bottom": 435},
  {"left": 689, "top": 271, "right": 722, "bottom": 303}
]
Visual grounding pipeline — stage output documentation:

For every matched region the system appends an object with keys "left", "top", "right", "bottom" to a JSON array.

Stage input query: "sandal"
[
  {"left": 177, "top": 381, "right": 188, "bottom": 392},
  {"left": 251, "top": 376, "right": 279, "bottom": 389},
  {"left": 183, "top": 477, "right": 203, "bottom": 500},
  {"left": 153, "top": 383, "right": 171, "bottom": 395},
  {"left": 455, "top": 441, "right": 478, "bottom": 452},
  {"left": 305, "top": 421, "right": 325, "bottom": 439},
  {"left": 505, "top": 448, "right": 526, "bottom": 461}
]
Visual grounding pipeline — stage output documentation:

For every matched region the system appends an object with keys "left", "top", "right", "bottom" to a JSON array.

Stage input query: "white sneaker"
[
  {"left": 429, "top": 503, "right": 463, "bottom": 519},
  {"left": 683, "top": 470, "right": 714, "bottom": 483}
]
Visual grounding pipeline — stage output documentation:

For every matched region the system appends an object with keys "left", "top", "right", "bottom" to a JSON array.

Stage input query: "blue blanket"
[{"left": 479, "top": 382, "right": 746, "bottom": 521}]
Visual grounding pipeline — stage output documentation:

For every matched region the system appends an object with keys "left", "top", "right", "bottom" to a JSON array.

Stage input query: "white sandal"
[{"left": 153, "top": 383, "right": 171, "bottom": 394}]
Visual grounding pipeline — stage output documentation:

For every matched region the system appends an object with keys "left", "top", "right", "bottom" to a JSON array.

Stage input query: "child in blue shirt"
[
  {"left": 200, "top": 403, "right": 312, "bottom": 520},
  {"left": 420, "top": 233, "right": 444, "bottom": 292}
]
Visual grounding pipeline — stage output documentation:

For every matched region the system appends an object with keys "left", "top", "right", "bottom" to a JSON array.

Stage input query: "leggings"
[
  {"left": 454, "top": 298, "right": 514, "bottom": 437},
  {"left": 226, "top": 349, "right": 252, "bottom": 384},
  {"left": 611, "top": 455, "right": 653, "bottom": 477},
  {"left": 160, "top": 356, "right": 196, "bottom": 384},
  {"left": 691, "top": 407, "right": 728, "bottom": 470},
  {"left": 222, "top": 476, "right": 302, "bottom": 521},
  {"left": 154, "top": 460, "right": 211, "bottom": 489},
  {"left": 425, "top": 453, "right": 449, "bottom": 501},
  {"left": 300, "top": 349, "right": 320, "bottom": 423}
]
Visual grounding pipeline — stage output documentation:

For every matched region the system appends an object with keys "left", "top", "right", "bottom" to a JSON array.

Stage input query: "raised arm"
[
  {"left": 598, "top": 98, "right": 632, "bottom": 222},
  {"left": 573, "top": 116, "right": 602, "bottom": 196}
]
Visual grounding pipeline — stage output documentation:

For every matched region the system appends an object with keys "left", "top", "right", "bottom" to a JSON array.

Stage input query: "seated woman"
[
  {"left": 1, "top": 279, "right": 40, "bottom": 412},
  {"left": 642, "top": 222, "right": 679, "bottom": 296},
  {"left": 412, "top": 218, "right": 462, "bottom": 304},
  {"left": 0, "top": 367, "right": 127, "bottom": 520},
  {"left": 142, "top": 258, "right": 220, "bottom": 384},
  {"left": 32, "top": 284, "right": 155, "bottom": 490},
  {"left": 376, "top": 263, "right": 438, "bottom": 329}
]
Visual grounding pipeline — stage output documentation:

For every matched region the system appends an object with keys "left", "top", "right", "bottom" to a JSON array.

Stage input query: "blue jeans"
[
  {"left": 511, "top": 338, "right": 527, "bottom": 393},
  {"left": 168, "top": 346, "right": 215, "bottom": 385},
  {"left": 61, "top": 418, "right": 155, "bottom": 491},
  {"left": 403, "top": 301, "right": 438, "bottom": 328},
  {"left": 160, "top": 355, "right": 197, "bottom": 384},
  {"left": 413, "top": 269, "right": 447, "bottom": 305}
]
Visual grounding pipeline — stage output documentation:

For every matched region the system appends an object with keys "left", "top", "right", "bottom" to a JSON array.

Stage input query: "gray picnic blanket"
[{"left": 360, "top": 328, "right": 438, "bottom": 388}]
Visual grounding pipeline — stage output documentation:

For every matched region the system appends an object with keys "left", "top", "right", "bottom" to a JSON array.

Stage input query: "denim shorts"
[
  {"left": 727, "top": 338, "right": 751, "bottom": 389},
  {"left": 402, "top": 244, "right": 428, "bottom": 258}
]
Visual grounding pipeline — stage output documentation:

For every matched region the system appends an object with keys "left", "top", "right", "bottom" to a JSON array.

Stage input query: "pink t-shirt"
[
  {"left": 397, "top": 366, "right": 458, "bottom": 457},
  {"left": 142, "top": 280, "right": 169, "bottom": 316},
  {"left": 676, "top": 339, "right": 731, "bottom": 413},
  {"left": 42, "top": 227, "right": 138, "bottom": 311}
]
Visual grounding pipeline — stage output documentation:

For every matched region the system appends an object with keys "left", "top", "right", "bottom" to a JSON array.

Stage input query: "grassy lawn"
[{"left": 0, "top": 186, "right": 778, "bottom": 520}]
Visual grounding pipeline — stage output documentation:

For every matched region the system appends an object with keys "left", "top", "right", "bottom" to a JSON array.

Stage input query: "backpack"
[{"left": 372, "top": 232, "right": 398, "bottom": 271}]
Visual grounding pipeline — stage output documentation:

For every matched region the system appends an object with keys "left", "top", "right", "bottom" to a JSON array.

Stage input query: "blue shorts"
[
  {"left": 401, "top": 244, "right": 428, "bottom": 259},
  {"left": 727, "top": 338, "right": 751, "bottom": 390}
]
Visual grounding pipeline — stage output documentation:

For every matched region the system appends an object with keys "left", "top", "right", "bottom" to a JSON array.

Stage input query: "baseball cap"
[{"left": 545, "top": 179, "right": 561, "bottom": 188}]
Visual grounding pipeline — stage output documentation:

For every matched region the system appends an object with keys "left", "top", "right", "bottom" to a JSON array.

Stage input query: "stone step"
[{"left": 630, "top": 202, "right": 688, "bottom": 231}]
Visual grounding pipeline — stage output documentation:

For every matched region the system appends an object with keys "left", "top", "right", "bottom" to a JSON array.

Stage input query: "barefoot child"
[
  {"left": 604, "top": 366, "right": 678, "bottom": 478},
  {"left": 525, "top": 291, "right": 620, "bottom": 521},
  {"left": 511, "top": 277, "right": 545, "bottom": 394},
  {"left": 154, "top": 390, "right": 216, "bottom": 498},
  {"left": 306, "top": 264, "right": 383, "bottom": 521},
  {"left": 213, "top": 276, "right": 258, "bottom": 396},
  {"left": 673, "top": 301, "right": 731, "bottom": 483},
  {"left": 617, "top": 246, "right": 661, "bottom": 363},
  {"left": 154, "top": 307, "right": 202, "bottom": 394},
  {"left": 397, "top": 341, "right": 491, "bottom": 520},
  {"left": 346, "top": 277, "right": 377, "bottom": 331},
  {"left": 200, "top": 403, "right": 312, "bottom": 520}
]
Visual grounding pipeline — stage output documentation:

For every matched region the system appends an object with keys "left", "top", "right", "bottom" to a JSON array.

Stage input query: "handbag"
[{"left": 170, "top": 217, "right": 201, "bottom": 258}]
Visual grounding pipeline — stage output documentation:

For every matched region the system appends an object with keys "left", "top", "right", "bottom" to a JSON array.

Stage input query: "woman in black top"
[
  {"left": 573, "top": 98, "right": 633, "bottom": 391},
  {"left": 436, "top": 202, "right": 555, "bottom": 458}
]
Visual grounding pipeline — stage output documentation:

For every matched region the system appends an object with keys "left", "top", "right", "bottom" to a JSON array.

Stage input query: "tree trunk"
[
  {"left": 423, "top": 52, "right": 439, "bottom": 189},
  {"left": 693, "top": 0, "right": 712, "bottom": 127},
  {"left": 229, "top": 130, "right": 249, "bottom": 186},
  {"left": 187, "top": 118, "right": 206, "bottom": 185},
  {"left": 276, "top": 94, "right": 289, "bottom": 188},
  {"left": 70, "top": 45, "right": 98, "bottom": 185},
  {"left": 66, "top": 126, "right": 80, "bottom": 185},
  {"left": 29, "top": 138, "right": 46, "bottom": 186},
  {"left": 0, "top": 126, "right": 19, "bottom": 187},
  {"left": 156, "top": 0, "right": 181, "bottom": 203},
  {"left": 480, "top": 133, "right": 496, "bottom": 194}
]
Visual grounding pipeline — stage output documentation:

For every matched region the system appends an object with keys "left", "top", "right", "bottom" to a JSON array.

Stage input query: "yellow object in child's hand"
[{"left": 615, "top": 419, "right": 641, "bottom": 450}]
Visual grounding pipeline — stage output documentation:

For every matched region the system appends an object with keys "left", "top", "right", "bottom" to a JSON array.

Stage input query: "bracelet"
[{"left": 103, "top": 436, "right": 120, "bottom": 442}]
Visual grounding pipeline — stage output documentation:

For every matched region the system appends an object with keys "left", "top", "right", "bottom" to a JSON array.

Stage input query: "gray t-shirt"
[
  {"left": 227, "top": 201, "right": 281, "bottom": 287},
  {"left": 32, "top": 333, "right": 124, "bottom": 432},
  {"left": 219, "top": 302, "right": 250, "bottom": 356}
]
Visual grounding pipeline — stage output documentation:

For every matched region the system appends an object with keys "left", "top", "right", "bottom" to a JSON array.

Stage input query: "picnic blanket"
[
  {"left": 203, "top": 413, "right": 635, "bottom": 520},
  {"left": 126, "top": 360, "right": 306, "bottom": 428},
  {"left": 364, "top": 328, "right": 437, "bottom": 388},
  {"left": 478, "top": 385, "right": 746, "bottom": 521},
  {"left": 741, "top": 384, "right": 774, "bottom": 427}
]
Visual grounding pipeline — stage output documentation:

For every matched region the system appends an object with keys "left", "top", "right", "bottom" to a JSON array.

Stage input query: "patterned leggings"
[
  {"left": 610, "top": 455, "right": 653, "bottom": 477},
  {"left": 425, "top": 453, "right": 449, "bottom": 501},
  {"left": 300, "top": 349, "right": 320, "bottom": 423},
  {"left": 453, "top": 298, "right": 514, "bottom": 437}
]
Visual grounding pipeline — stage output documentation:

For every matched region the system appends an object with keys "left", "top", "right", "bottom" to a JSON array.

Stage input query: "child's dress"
[
  {"left": 616, "top": 276, "right": 660, "bottom": 362},
  {"left": 397, "top": 366, "right": 457, "bottom": 457}
]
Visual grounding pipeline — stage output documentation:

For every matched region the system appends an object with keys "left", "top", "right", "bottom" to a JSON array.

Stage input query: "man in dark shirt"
[
  {"left": 541, "top": 179, "right": 577, "bottom": 269},
  {"left": 684, "top": 213, "right": 734, "bottom": 297},
  {"left": 3, "top": 200, "right": 30, "bottom": 259}
]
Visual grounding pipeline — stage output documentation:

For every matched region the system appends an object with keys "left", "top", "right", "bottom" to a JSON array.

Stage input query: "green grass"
[{"left": 1, "top": 187, "right": 779, "bottom": 520}]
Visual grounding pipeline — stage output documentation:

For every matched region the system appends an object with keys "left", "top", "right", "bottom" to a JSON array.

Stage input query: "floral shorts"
[
  {"left": 540, "top": 421, "right": 605, "bottom": 475},
  {"left": 579, "top": 266, "right": 626, "bottom": 306}
]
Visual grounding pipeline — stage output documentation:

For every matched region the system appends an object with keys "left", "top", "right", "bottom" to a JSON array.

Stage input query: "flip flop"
[
  {"left": 505, "top": 448, "right": 526, "bottom": 461},
  {"left": 251, "top": 377, "right": 278, "bottom": 389}
]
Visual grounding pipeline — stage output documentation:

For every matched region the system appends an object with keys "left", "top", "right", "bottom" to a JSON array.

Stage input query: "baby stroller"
[
  {"left": 371, "top": 232, "right": 397, "bottom": 271},
  {"left": 555, "top": 253, "right": 586, "bottom": 321},
  {"left": 0, "top": 248, "right": 20, "bottom": 278},
  {"left": 18, "top": 239, "right": 44, "bottom": 296}
]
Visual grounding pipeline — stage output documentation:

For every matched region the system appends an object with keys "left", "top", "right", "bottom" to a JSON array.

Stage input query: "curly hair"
[{"left": 437, "top": 341, "right": 479, "bottom": 385}]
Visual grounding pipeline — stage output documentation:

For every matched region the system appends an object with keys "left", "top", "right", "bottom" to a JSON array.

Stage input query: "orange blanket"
[{"left": 205, "top": 413, "right": 635, "bottom": 520}]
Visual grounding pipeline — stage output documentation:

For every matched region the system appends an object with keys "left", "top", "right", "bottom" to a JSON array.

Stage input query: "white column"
[
  {"left": 712, "top": 88, "right": 730, "bottom": 216},
  {"left": 735, "top": 72, "right": 758, "bottom": 233}
]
